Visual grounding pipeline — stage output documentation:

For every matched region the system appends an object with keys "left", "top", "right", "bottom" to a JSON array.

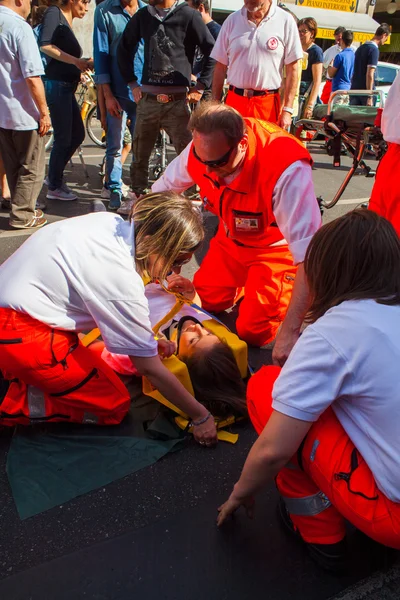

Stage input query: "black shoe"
[{"left": 277, "top": 497, "right": 347, "bottom": 572}]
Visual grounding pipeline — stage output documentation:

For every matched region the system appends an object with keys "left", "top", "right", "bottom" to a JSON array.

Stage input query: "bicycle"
[{"left": 45, "top": 72, "right": 105, "bottom": 151}]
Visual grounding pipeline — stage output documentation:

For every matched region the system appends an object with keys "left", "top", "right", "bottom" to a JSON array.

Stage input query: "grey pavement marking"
[{"left": 336, "top": 198, "right": 369, "bottom": 206}]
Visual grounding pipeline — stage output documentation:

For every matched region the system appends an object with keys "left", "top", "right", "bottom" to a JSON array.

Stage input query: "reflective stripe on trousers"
[{"left": 281, "top": 491, "right": 332, "bottom": 516}]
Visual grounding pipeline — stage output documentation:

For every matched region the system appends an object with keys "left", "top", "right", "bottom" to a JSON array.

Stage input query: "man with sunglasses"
[{"left": 152, "top": 102, "right": 321, "bottom": 365}]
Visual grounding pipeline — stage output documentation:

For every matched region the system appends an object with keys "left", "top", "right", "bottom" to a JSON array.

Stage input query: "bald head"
[
  {"left": 189, "top": 101, "right": 246, "bottom": 147},
  {"left": 0, "top": 0, "right": 31, "bottom": 18}
]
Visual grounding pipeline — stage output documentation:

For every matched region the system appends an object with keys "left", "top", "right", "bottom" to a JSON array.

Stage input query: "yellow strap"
[
  {"left": 174, "top": 416, "right": 239, "bottom": 444},
  {"left": 81, "top": 328, "right": 101, "bottom": 347},
  {"left": 152, "top": 298, "right": 185, "bottom": 336}
]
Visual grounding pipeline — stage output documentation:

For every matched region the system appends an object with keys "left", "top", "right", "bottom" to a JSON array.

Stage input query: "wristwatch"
[{"left": 282, "top": 106, "right": 294, "bottom": 115}]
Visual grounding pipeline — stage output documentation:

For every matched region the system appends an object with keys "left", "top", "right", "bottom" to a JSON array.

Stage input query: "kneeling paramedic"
[
  {"left": 0, "top": 193, "right": 217, "bottom": 446},
  {"left": 217, "top": 211, "right": 400, "bottom": 570},
  {"left": 152, "top": 101, "right": 321, "bottom": 364}
]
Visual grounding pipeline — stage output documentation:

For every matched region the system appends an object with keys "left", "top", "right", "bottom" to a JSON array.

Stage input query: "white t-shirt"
[
  {"left": 0, "top": 212, "right": 158, "bottom": 357},
  {"left": 145, "top": 282, "right": 208, "bottom": 330},
  {"left": 211, "top": 4, "right": 303, "bottom": 91},
  {"left": 272, "top": 299, "right": 400, "bottom": 502},
  {"left": 0, "top": 6, "right": 44, "bottom": 130},
  {"left": 152, "top": 143, "right": 321, "bottom": 265},
  {"left": 323, "top": 44, "right": 341, "bottom": 69},
  {"left": 382, "top": 69, "right": 400, "bottom": 145}
]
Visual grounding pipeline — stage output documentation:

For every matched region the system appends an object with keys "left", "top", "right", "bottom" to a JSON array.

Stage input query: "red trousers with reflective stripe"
[
  {"left": 225, "top": 91, "right": 281, "bottom": 124},
  {"left": 193, "top": 228, "right": 296, "bottom": 347},
  {"left": 0, "top": 308, "right": 130, "bottom": 426},
  {"left": 247, "top": 365, "right": 400, "bottom": 549},
  {"left": 369, "top": 143, "right": 400, "bottom": 237}
]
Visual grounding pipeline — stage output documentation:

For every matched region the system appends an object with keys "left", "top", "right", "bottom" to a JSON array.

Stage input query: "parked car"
[{"left": 375, "top": 61, "right": 400, "bottom": 104}]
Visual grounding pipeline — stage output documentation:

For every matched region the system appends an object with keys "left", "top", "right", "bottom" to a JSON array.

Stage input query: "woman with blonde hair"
[{"left": 0, "top": 192, "right": 217, "bottom": 446}]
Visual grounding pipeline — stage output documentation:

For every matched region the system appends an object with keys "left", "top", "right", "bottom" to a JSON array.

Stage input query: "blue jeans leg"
[
  {"left": 105, "top": 110, "right": 127, "bottom": 195},
  {"left": 45, "top": 80, "right": 85, "bottom": 190}
]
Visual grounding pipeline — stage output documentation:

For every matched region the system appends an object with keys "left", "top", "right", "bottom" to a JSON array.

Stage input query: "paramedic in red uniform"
[
  {"left": 210, "top": 0, "right": 303, "bottom": 129},
  {"left": 152, "top": 102, "right": 321, "bottom": 364},
  {"left": 0, "top": 193, "right": 218, "bottom": 446},
  {"left": 369, "top": 69, "right": 400, "bottom": 236},
  {"left": 217, "top": 210, "right": 400, "bottom": 571}
]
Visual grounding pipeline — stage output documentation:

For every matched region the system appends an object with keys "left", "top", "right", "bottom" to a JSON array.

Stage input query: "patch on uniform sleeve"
[
  {"left": 232, "top": 210, "right": 263, "bottom": 234},
  {"left": 257, "top": 120, "right": 282, "bottom": 134}
]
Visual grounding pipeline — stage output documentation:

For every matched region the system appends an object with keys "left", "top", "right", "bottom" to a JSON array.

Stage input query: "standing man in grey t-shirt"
[{"left": 0, "top": 0, "right": 51, "bottom": 229}]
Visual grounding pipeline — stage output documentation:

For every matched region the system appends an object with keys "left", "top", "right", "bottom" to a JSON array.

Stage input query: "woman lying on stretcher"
[{"left": 98, "top": 275, "right": 248, "bottom": 419}]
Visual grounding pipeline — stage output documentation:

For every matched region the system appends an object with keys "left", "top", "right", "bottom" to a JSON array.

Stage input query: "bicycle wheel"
[{"left": 86, "top": 104, "right": 106, "bottom": 148}]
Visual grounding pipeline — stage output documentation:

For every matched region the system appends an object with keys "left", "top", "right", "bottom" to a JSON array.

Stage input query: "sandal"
[{"left": 10, "top": 209, "right": 47, "bottom": 230}]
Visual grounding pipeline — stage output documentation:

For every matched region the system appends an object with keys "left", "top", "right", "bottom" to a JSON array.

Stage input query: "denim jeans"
[
  {"left": 105, "top": 96, "right": 136, "bottom": 197},
  {"left": 45, "top": 80, "right": 85, "bottom": 190}
]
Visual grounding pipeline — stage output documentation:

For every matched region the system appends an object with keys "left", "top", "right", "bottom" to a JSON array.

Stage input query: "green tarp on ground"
[{"left": 6, "top": 393, "right": 185, "bottom": 520}]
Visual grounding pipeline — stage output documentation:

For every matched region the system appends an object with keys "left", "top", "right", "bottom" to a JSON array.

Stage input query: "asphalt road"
[{"left": 1, "top": 140, "right": 398, "bottom": 600}]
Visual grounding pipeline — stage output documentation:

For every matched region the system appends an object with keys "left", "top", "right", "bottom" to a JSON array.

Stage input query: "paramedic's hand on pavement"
[
  {"left": 272, "top": 328, "right": 299, "bottom": 367},
  {"left": 217, "top": 489, "right": 255, "bottom": 526},
  {"left": 157, "top": 338, "right": 176, "bottom": 359},
  {"left": 192, "top": 417, "right": 218, "bottom": 447},
  {"left": 167, "top": 274, "right": 196, "bottom": 300},
  {"left": 279, "top": 110, "right": 292, "bottom": 131},
  {"left": 132, "top": 86, "right": 143, "bottom": 103}
]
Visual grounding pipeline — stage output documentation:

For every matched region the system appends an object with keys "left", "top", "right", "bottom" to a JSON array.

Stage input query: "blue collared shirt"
[
  {"left": 93, "top": 0, "right": 144, "bottom": 101},
  {"left": 0, "top": 6, "right": 44, "bottom": 130}
]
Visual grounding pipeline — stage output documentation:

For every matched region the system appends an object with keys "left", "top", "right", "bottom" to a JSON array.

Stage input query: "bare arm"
[
  {"left": 217, "top": 410, "right": 312, "bottom": 525},
  {"left": 279, "top": 60, "right": 299, "bottom": 129},
  {"left": 40, "top": 44, "right": 90, "bottom": 72},
  {"left": 304, "top": 62, "right": 322, "bottom": 117},
  {"left": 99, "top": 83, "right": 122, "bottom": 119},
  {"left": 327, "top": 65, "right": 338, "bottom": 79},
  {"left": 212, "top": 61, "right": 227, "bottom": 102},
  {"left": 272, "top": 263, "right": 310, "bottom": 366},
  {"left": 366, "top": 66, "right": 375, "bottom": 91},
  {"left": 25, "top": 76, "right": 51, "bottom": 136},
  {"left": 131, "top": 354, "right": 218, "bottom": 444}
]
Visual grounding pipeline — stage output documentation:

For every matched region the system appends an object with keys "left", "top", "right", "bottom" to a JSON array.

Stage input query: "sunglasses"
[
  {"left": 193, "top": 145, "right": 235, "bottom": 168},
  {"left": 298, "top": 28, "right": 311, "bottom": 35}
]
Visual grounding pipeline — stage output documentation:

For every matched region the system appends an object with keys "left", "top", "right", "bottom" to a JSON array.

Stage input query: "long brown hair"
[
  {"left": 181, "top": 342, "right": 248, "bottom": 418},
  {"left": 130, "top": 192, "right": 204, "bottom": 281},
  {"left": 305, "top": 209, "right": 400, "bottom": 323}
]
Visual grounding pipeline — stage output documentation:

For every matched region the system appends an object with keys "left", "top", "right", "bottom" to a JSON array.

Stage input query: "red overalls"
[
  {"left": 225, "top": 90, "right": 281, "bottom": 124},
  {"left": 247, "top": 366, "right": 400, "bottom": 549},
  {"left": 369, "top": 143, "right": 400, "bottom": 237},
  {"left": 189, "top": 119, "right": 313, "bottom": 347},
  {"left": 0, "top": 309, "right": 130, "bottom": 426}
]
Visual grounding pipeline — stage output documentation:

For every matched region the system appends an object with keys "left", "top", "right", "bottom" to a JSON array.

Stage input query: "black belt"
[
  {"left": 144, "top": 92, "right": 187, "bottom": 104},
  {"left": 229, "top": 85, "right": 279, "bottom": 98}
]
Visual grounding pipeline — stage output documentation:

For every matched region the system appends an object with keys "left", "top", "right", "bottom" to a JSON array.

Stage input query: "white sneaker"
[
  {"left": 122, "top": 182, "right": 130, "bottom": 196},
  {"left": 117, "top": 198, "right": 135, "bottom": 215},
  {"left": 36, "top": 198, "right": 47, "bottom": 210},
  {"left": 46, "top": 187, "right": 77, "bottom": 201},
  {"left": 100, "top": 186, "right": 111, "bottom": 199},
  {"left": 44, "top": 176, "right": 50, "bottom": 186}
]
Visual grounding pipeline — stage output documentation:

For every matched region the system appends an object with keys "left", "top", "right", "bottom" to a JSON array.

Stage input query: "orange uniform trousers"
[
  {"left": 225, "top": 90, "right": 281, "bottom": 124},
  {"left": 0, "top": 308, "right": 130, "bottom": 426},
  {"left": 193, "top": 227, "right": 296, "bottom": 347},
  {"left": 247, "top": 365, "right": 400, "bottom": 549},
  {"left": 369, "top": 143, "right": 400, "bottom": 237},
  {"left": 320, "top": 80, "right": 332, "bottom": 105}
]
